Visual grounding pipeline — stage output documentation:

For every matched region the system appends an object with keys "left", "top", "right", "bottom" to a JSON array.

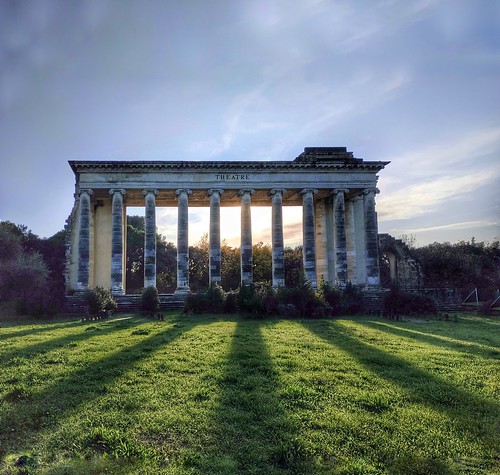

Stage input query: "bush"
[
  {"left": 277, "top": 278, "right": 330, "bottom": 318},
  {"left": 238, "top": 284, "right": 266, "bottom": 317},
  {"left": 142, "top": 286, "right": 160, "bottom": 316},
  {"left": 223, "top": 290, "right": 238, "bottom": 313},
  {"left": 184, "top": 283, "right": 225, "bottom": 314},
  {"left": 384, "top": 286, "right": 437, "bottom": 317},
  {"left": 83, "top": 287, "right": 116, "bottom": 318}
]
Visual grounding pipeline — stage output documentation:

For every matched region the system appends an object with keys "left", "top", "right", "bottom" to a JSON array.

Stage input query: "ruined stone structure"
[
  {"left": 65, "top": 147, "right": 389, "bottom": 294},
  {"left": 378, "top": 233, "right": 424, "bottom": 289}
]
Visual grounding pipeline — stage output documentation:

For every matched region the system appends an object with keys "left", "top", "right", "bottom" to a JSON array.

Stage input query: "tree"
[
  {"left": 0, "top": 221, "right": 62, "bottom": 315},
  {"left": 221, "top": 241, "right": 240, "bottom": 290},
  {"left": 284, "top": 246, "right": 303, "bottom": 287},
  {"left": 125, "top": 216, "right": 177, "bottom": 293},
  {"left": 189, "top": 234, "right": 209, "bottom": 291},
  {"left": 413, "top": 239, "right": 500, "bottom": 297},
  {"left": 253, "top": 242, "right": 272, "bottom": 284}
]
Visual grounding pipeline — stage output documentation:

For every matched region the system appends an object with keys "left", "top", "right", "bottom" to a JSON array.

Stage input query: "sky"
[{"left": 0, "top": 0, "right": 499, "bottom": 248}]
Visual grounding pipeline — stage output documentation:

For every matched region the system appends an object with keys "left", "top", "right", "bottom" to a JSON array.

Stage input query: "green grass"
[{"left": 0, "top": 313, "right": 498, "bottom": 474}]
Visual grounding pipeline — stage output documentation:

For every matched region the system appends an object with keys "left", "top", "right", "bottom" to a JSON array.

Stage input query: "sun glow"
[{"left": 128, "top": 206, "right": 303, "bottom": 248}]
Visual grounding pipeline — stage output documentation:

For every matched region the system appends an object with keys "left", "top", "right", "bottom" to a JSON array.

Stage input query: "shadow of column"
[
  {"left": 189, "top": 320, "right": 315, "bottom": 475},
  {"left": 357, "top": 320, "right": 500, "bottom": 359},
  {"left": 0, "top": 319, "right": 200, "bottom": 459},
  {"left": 301, "top": 319, "right": 499, "bottom": 472}
]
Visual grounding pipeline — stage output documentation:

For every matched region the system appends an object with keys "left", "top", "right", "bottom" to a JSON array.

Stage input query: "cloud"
[
  {"left": 405, "top": 220, "right": 499, "bottom": 234},
  {"left": 382, "top": 126, "right": 500, "bottom": 183},
  {"left": 378, "top": 167, "right": 499, "bottom": 220}
]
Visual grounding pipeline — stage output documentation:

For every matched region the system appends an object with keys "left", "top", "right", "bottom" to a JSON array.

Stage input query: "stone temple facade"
[{"left": 65, "top": 147, "right": 389, "bottom": 294}]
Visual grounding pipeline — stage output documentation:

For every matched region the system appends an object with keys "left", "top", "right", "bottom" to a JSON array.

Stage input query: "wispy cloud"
[
  {"left": 382, "top": 126, "right": 500, "bottom": 184},
  {"left": 405, "top": 220, "right": 499, "bottom": 234},
  {"left": 378, "top": 167, "right": 499, "bottom": 220}
]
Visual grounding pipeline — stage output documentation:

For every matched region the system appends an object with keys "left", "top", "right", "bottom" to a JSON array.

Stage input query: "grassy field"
[{"left": 0, "top": 313, "right": 498, "bottom": 474}]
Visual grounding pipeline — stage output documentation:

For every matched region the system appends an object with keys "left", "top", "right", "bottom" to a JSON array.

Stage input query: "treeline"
[
  {"left": 412, "top": 239, "right": 499, "bottom": 293},
  {"left": 0, "top": 221, "right": 66, "bottom": 316},
  {"left": 126, "top": 216, "right": 303, "bottom": 293}
]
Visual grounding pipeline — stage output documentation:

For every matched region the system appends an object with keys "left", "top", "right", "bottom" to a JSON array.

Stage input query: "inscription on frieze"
[{"left": 215, "top": 174, "right": 250, "bottom": 180}]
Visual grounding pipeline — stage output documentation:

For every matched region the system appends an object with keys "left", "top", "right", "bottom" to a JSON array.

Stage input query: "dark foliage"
[
  {"left": 184, "top": 283, "right": 226, "bottom": 314},
  {"left": 0, "top": 221, "right": 64, "bottom": 316},
  {"left": 82, "top": 287, "right": 116, "bottom": 318},
  {"left": 383, "top": 286, "right": 437, "bottom": 317},
  {"left": 141, "top": 286, "right": 160, "bottom": 316},
  {"left": 413, "top": 239, "right": 499, "bottom": 293}
]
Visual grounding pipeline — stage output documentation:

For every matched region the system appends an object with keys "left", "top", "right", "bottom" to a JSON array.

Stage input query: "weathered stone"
[
  {"left": 76, "top": 189, "right": 92, "bottom": 290},
  {"left": 332, "top": 189, "right": 349, "bottom": 283},
  {"left": 176, "top": 189, "right": 191, "bottom": 292},
  {"left": 270, "top": 189, "right": 286, "bottom": 287},
  {"left": 109, "top": 189, "right": 126, "bottom": 294},
  {"left": 301, "top": 189, "right": 318, "bottom": 288},
  {"left": 208, "top": 188, "right": 224, "bottom": 284},
  {"left": 143, "top": 189, "right": 158, "bottom": 288},
  {"left": 239, "top": 189, "right": 255, "bottom": 285},
  {"left": 363, "top": 188, "right": 381, "bottom": 286}
]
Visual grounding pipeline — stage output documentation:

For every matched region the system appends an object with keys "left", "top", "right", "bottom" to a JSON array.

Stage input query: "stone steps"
[{"left": 64, "top": 293, "right": 186, "bottom": 314}]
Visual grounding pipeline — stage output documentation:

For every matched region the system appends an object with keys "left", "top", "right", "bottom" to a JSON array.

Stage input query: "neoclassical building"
[{"left": 65, "top": 147, "right": 389, "bottom": 294}]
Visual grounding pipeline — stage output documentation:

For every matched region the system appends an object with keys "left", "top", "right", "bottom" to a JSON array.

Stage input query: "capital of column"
[
  {"left": 362, "top": 188, "right": 380, "bottom": 196},
  {"left": 142, "top": 189, "right": 159, "bottom": 197},
  {"left": 330, "top": 188, "right": 349, "bottom": 196},
  {"left": 352, "top": 194, "right": 364, "bottom": 202},
  {"left": 176, "top": 188, "right": 192, "bottom": 197},
  {"left": 78, "top": 188, "right": 93, "bottom": 197},
  {"left": 109, "top": 188, "right": 127, "bottom": 196},
  {"left": 208, "top": 188, "right": 224, "bottom": 197},
  {"left": 300, "top": 188, "right": 318, "bottom": 196},
  {"left": 238, "top": 189, "right": 255, "bottom": 196},
  {"left": 269, "top": 188, "right": 286, "bottom": 197}
]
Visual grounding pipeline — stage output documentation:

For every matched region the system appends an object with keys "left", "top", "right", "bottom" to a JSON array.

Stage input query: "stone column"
[
  {"left": 77, "top": 189, "right": 93, "bottom": 291},
  {"left": 344, "top": 197, "right": 356, "bottom": 282},
  {"left": 176, "top": 188, "right": 192, "bottom": 292},
  {"left": 109, "top": 189, "right": 126, "bottom": 294},
  {"left": 352, "top": 194, "right": 366, "bottom": 285},
  {"left": 270, "top": 189, "right": 286, "bottom": 287},
  {"left": 301, "top": 189, "right": 318, "bottom": 288},
  {"left": 363, "top": 188, "right": 381, "bottom": 286},
  {"left": 143, "top": 189, "right": 158, "bottom": 289},
  {"left": 332, "top": 189, "right": 349, "bottom": 284},
  {"left": 208, "top": 189, "right": 224, "bottom": 284},
  {"left": 239, "top": 189, "right": 255, "bottom": 285},
  {"left": 314, "top": 200, "right": 328, "bottom": 282}
]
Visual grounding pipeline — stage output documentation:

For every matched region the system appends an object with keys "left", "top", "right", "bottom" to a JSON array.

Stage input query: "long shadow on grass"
[
  {"left": 302, "top": 320, "right": 500, "bottom": 457},
  {"left": 358, "top": 320, "right": 500, "bottom": 360},
  {"left": 0, "top": 319, "right": 85, "bottom": 342},
  {"left": 194, "top": 320, "right": 313, "bottom": 475},
  {"left": 0, "top": 317, "right": 147, "bottom": 364},
  {"left": 0, "top": 318, "right": 200, "bottom": 457}
]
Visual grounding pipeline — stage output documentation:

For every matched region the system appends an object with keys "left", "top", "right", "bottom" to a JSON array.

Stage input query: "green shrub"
[
  {"left": 238, "top": 284, "right": 266, "bottom": 317},
  {"left": 141, "top": 286, "right": 160, "bottom": 316},
  {"left": 205, "top": 283, "right": 225, "bottom": 313},
  {"left": 223, "top": 290, "right": 238, "bottom": 313},
  {"left": 83, "top": 287, "right": 116, "bottom": 318},
  {"left": 184, "top": 283, "right": 226, "bottom": 314},
  {"left": 277, "top": 278, "right": 330, "bottom": 318},
  {"left": 384, "top": 286, "right": 437, "bottom": 317}
]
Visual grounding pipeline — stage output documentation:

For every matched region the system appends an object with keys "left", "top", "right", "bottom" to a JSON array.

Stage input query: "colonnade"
[{"left": 75, "top": 186, "right": 381, "bottom": 294}]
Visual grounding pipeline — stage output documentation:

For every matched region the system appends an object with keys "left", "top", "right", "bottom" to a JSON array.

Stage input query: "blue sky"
[{"left": 0, "top": 0, "right": 498, "bottom": 247}]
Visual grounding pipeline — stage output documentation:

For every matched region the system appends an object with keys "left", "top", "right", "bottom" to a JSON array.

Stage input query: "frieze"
[{"left": 215, "top": 174, "right": 250, "bottom": 181}]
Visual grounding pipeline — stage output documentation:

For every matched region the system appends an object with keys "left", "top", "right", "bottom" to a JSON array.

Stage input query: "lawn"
[{"left": 0, "top": 313, "right": 498, "bottom": 474}]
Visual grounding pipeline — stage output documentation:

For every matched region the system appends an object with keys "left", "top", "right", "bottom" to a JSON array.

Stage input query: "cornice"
[{"left": 69, "top": 159, "right": 390, "bottom": 175}]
